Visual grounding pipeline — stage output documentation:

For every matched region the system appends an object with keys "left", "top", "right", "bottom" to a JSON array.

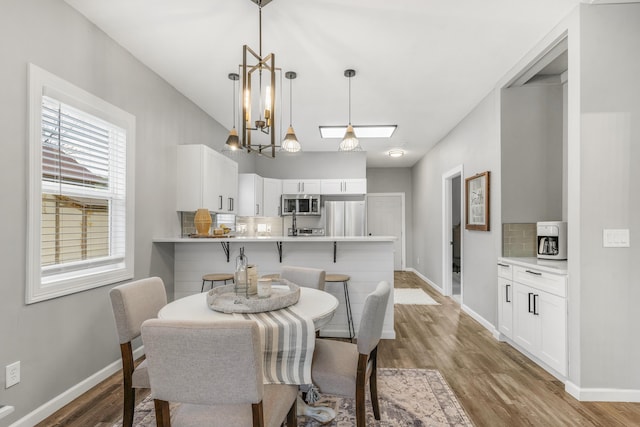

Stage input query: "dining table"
[{"left": 157, "top": 286, "right": 340, "bottom": 423}]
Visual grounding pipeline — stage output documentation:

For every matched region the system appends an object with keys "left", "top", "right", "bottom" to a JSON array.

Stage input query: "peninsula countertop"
[{"left": 153, "top": 235, "right": 397, "bottom": 243}]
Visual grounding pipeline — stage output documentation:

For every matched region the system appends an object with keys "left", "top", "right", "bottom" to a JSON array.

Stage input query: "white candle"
[{"left": 257, "top": 278, "right": 272, "bottom": 298}]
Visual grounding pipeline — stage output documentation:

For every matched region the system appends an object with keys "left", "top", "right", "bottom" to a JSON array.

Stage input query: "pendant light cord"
[
  {"left": 289, "top": 76, "right": 293, "bottom": 126},
  {"left": 348, "top": 74, "right": 352, "bottom": 125}
]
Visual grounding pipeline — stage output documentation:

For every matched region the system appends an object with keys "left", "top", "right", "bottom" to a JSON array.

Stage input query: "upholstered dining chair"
[
  {"left": 310, "top": 280, "right": 391, "bottom": 427},
  {"left": 109, "top": 277, "right": 167, "bottom": 427},
  {"left": 141, "top": 318, "right": 298, "bottom": 427},
  {"left": 279, "top": 266, "right": 326, "bottom": 290}
]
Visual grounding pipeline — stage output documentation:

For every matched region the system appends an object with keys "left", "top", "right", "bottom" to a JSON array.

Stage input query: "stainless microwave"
[{"left": 281, "top": 194, "right": 321, "bottom": 216}]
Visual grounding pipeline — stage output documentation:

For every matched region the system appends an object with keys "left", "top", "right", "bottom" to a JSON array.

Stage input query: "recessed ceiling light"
[
  {"left": 388, "top": 149, "right": 404, "bottom": 158},
  {"left": 319, "top": 125, "right": 397, "bottom": 139}
]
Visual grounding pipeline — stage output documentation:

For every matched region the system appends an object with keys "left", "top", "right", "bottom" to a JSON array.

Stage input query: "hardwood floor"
[{"left": 40, "top": 271, "right": 640, "bottom": 426}]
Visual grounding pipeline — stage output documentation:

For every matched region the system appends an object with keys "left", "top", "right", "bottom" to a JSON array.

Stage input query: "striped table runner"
[{"left": 235, "top": 306, "right": 315, "bottom": 385}]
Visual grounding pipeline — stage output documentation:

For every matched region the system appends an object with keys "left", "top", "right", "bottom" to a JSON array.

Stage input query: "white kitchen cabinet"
[
  {"left": 263, "top": 178, "right": 282, "bottom": 217},
  {"left": 497, "top": 262, "right": 514, "bottom": 339},
  {"left": 320, "top": 178, "right": 367, "bottom": 195},
  {"left": 282, "top": 179, "right": 321, "bottom": 195},
  {"left": 176, "top": 144, "right": 238, "bottom": 213},
  {"left": 499, "top": 259, "right": 567, "bottom": 377},
  {"left": 238, "top": 173, "right": 264, "bottom": 216}
]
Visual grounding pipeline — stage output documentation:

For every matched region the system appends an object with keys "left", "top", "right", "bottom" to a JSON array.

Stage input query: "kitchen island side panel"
[{"left": 173, "top": 240, "right": 395, "bottom": 339}]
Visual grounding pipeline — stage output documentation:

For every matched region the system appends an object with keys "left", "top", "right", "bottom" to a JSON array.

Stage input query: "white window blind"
[
  {"left": 27, "top": 64, "right": 135, "bottom": 304},
  {"left": 40, "top": 96, "right": 127, "bottom": 274}
]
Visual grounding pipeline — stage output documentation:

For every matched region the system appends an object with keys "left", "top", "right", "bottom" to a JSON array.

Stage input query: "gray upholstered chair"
[
  {"left": 311, "top": 280, "right": 391, "bottom": 427},
  {"left": 109, "top": 277, "right": 167, "bottom": 427},
  {"left": 279, "top": 266, "right": 326, "bottom": 290},
  {"left": 141, "top": 319, "right": 298, "bottom": 427}
]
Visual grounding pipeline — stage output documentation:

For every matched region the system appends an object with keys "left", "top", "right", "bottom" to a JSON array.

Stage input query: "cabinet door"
[
  {"left": 538, "top": 291, "right": 567, "bottom": 375},
  {"left": 282, "top": 180, "right": 302, "bottom": 194},
  {"left": 513, "top": 282, "right": 539, "bottom": 354},
  {"left": 223, "top": 158, "right": 238, "bottom": 213},
  {"left": 263, "top": 178, "right": 282, "bottom": 216},
  {"left": 320, "top": 179, "right": 342, "bottom": 194},
  {"left": 237, "top": 174, "right": 256, "bottom": 216},
  {"left": 176, "top": 145, "right": 204, "bottom": 211},
  {"left": 498, "top": 277, "right": 514, "bottom": 339},
  {"left": 343, "top": 178, "right": 367, "bottom": 194},
  {"left": 300, "top": 179, "right": 321, "bottom": 194},
  {"left": 202, "top": 147, "right": 220, "bottom": 211}
]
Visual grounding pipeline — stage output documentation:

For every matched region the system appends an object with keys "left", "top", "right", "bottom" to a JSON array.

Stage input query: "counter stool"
[
  {"left": 201, "top": 273, "right": 234, "bottom": 292},
  {"left": 325, "top": 274, "right": 355, "bottom": 342}
]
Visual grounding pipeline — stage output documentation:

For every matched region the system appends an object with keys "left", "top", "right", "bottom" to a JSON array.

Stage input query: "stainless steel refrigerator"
[{"left": 324, "top": 200, "right": 366, "bottom": 237}]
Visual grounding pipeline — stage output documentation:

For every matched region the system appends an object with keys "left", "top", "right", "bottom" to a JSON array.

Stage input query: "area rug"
[
  {"left": 116, "top": 368, "right": 472, "bottom": 426},
  {"left": 394, "top": 288, "right": 440, "bottom": 305}
]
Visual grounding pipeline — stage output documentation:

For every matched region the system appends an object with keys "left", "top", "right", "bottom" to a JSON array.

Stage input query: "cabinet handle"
[
  {"left": 256, "top": 204, "right": 259, "bottom": 215},
  {"left": 525, "top": 270, "right": 542, "bottom": 276},
  {"left": 533, "top": 294, "right": 539, "bottom": 315},
  {"left": 528, "top": 292, "right": 534, "bottom": 313},
  {"left": 506, "top": 284, "right": 511, "bottom": 303},
  {"left": 298, "top": 182, "right": 300, "bottom": 192},
  {"left": 497, "top": 263, "right": 509, "bottom": 267},
  {"left": 219, "top": 195, "right": 223, "bottom": 210},
  {"left": 302, "top": 182, "right": 305, "bottom": 192}
]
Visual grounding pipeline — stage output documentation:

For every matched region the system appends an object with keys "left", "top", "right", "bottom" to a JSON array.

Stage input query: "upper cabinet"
[
  {"left": 176, "top": 144, "right": 238, "bottom": 213},
  {"left": 282, "top": 179, "right": 321, "bottom": 195},
  {"left": 263, "top": 178, "right": 282, "bottom": 217},
  {"left": 238, "top": 173, "right": 264, "bottom": 216},
  {"left": 320, "top": 179, "right": 367, "bottom": 195}
]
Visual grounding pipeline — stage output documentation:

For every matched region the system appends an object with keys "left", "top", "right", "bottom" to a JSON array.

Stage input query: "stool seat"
[
  {"left": 203, "top": 273, "right": 234, "bottom": 282},
  {"left": 261, "top": 273, "right": 280, "bottom": 279},
  {"left": 201, "top": 273, "right": 234, "bottom": 292},
  {"left": 324, "top": 274, "right": 354, "bottom": 342},
  {"left": 325, "top": 274, "right": 351, "bottom": 282}
]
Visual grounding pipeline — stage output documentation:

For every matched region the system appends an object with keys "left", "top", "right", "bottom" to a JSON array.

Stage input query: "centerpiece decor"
[{"left": 193, "top": 208, "right": 212, "bottom": 236}]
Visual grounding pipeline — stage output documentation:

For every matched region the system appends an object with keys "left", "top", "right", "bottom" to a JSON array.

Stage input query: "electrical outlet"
[{"left": 6, "top": 361, "right": 20, "bottom": 388}]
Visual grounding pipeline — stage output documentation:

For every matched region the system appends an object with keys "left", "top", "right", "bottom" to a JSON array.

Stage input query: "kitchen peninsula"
[{"left": 153, "top": 235, "right": 396, "bottom": 339}]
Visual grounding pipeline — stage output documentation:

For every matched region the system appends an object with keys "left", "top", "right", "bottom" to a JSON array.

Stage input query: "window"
[{"left": 27, "top": 64, "right": 135, "bottom": 303}]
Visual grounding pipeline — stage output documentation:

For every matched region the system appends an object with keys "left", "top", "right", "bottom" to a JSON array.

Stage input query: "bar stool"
[
  {"left": 325, "top": 274, "right": 354, "bottom": 342},
  {"left": 201, "top": 273, "right": 234, "bottom": 292}
]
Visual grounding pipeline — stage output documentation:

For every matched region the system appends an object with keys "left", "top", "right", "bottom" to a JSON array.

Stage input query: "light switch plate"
[{"left": 603, "top": 229, "right": 630, "bottom": 248}]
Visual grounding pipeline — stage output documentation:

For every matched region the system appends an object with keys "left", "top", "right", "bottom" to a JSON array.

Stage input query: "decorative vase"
[{"left": 194, "top": 208, "right": 212, "bottom": 236}]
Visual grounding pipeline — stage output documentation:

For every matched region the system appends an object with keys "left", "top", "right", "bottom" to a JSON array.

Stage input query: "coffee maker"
[{"left": 536, "top": 221, "right": 567, "bottom": 260}]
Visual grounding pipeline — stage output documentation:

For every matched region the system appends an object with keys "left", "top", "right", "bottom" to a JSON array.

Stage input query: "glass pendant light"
[
  {"left": 339, "top": 69, "right": 362, "bottom": 152},
  {"left": 281, "top": 71, "right": 301, "bottom": 152},
  {"left": 225, "top": 73, "right": 241, "bottom": 150}
]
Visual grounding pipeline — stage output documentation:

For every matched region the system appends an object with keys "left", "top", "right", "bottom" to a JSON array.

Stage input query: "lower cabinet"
[{"left": 498, "top": 259, "right": 567, "bottom": 377}]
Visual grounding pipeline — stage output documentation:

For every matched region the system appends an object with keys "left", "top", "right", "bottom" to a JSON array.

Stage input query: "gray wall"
[
  {"left": 501, "top": 84, "right": 564, "bottom": 223},
  {"left": 255, "top": 151, "right": 366, "bottom": 179},
  {"left": 0, "top": 0, "right": 233, "bottom": 424},
  {"left": 569, "top": 3, "right": 640, "bottom": 390},
  {"left": 366, "top": 167, "right": 414, "bottom": 268},
  {"left": 411, "top": 91, "right": 502, "bottom": 324}
]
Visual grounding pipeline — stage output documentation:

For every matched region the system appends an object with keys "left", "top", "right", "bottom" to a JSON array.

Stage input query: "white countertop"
[
  {"left": 499, "top": 257, "right": 568, "bottom": 274},
  {"left": 154, "top": 235, "right": 397, "bottom": 243}
]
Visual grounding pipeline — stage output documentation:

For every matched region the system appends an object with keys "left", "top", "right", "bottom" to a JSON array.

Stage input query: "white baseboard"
[
  {"left": 406, "top": 268, "right": 443, "bottom": 294},
  {"left": 460, "top": 303, "right": 499, "bottom": 337},
  {"left": 565, "top": 381, "right": 640, "bottom": 402},
  {"left": 9, "top": 346, "right": 145, "bottom": 427}
]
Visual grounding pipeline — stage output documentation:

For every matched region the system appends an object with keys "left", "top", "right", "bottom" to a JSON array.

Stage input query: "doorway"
[
  {"left": 442, "top": 166, "right": 463, "bottom": 302},
  {"left": 366, "top": 193, "right": 405, "bottom": 270}
]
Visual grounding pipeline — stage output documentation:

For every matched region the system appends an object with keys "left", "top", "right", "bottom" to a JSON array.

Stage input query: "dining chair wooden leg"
[
  {"left": 121, "top": 343, "right": 135, "bottom": 427},
  {"left": 154, "top": 399, "right": 171, "bottom": 427},
  {"left": 286, "top": 398, "right": 297, "bottom": 427},
  {"left": 252, "top": 402, "right": 265, "bottom": 427},
  {"left": 355, "top": 354, "right": 368, "bottom": 427},
  {"left": 369, "top": 347, "right": 381, "bottom": 420}
]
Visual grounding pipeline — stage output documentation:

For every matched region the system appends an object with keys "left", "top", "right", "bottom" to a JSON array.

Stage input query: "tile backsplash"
[{"left": 502, "top": 223, "right": 536, "bottom": 257}]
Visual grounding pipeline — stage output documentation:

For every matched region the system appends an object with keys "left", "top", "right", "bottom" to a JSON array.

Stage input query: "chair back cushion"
[
  {"left": 357, "top": 281, "right": 391, "bottom": 355},
  {"left": 141, "top": 319, "right": 264, "bottom": 406},
  {"left": 280, "top": 266, "right": 326, "bottom": 290},
  {"left": 109, "top": 277, "right": 167, "bottom": 344}
]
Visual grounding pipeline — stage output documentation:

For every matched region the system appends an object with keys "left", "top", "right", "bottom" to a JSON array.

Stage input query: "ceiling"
[{"left": 64, "top": 0, "right": 583, "bottom": 167}]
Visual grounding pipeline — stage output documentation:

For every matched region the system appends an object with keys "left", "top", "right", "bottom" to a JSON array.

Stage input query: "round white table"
[{"left": 159, "top": 287, "right": 339, "bottom": 330}]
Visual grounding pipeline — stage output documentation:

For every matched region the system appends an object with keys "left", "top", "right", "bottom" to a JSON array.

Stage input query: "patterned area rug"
[
  {"left": 394, "top": 288, "right": 440, "bottom": 305},
  {"left": 116, "top": 368, "right": 472, "bottom": 426}
]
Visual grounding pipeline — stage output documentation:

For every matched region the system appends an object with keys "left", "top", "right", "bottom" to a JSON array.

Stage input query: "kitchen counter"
[
  {"left": 499, "top": 257, "right": 568, "bottom": 274},
  {"left": 153, "top": 235, "right": 397, "bottom": 243},
  {"left": 153, "top": 235, "right": 396, "bottom": 340}
]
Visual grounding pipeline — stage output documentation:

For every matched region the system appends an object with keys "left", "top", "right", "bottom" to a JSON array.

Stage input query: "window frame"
[{"left": 27, "top": 64, "right": 136, "bottom": 304}]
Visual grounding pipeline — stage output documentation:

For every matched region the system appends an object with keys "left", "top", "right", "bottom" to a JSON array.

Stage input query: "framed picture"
[{"left": 465, "top": 171, "right": 490, "bottom": 231}]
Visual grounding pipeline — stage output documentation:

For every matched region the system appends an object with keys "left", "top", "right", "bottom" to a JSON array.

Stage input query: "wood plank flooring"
[{"left": 39, "top": 271, "right": 640, "bottom": 426}]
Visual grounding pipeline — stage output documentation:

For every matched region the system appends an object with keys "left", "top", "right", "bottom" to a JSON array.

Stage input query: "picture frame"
[{"left": 465, "top": 171, "right": 490, "bottom": 231}]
